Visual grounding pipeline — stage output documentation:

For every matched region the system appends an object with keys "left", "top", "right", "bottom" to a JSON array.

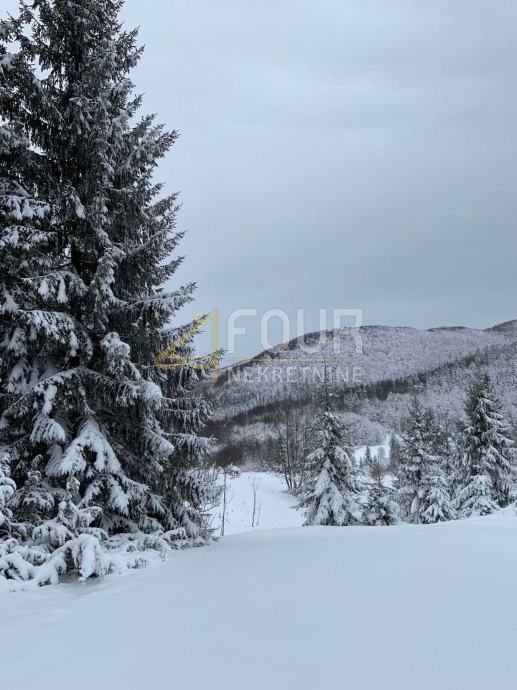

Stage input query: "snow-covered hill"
[
  {"left": 3, "top": 512, "right": 517, "bottom": 690},
  {"left": 355, "top": 339, "right": 517, "bottom": 432},
  {"left": 212, "top": 321, "right": 517, "bottom": 419},
  {"left": 207, "top": 321, "right": 517, "bottom": 464}
]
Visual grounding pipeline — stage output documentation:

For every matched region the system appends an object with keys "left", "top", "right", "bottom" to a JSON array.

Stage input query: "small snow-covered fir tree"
[
  {"left": 388, "top": 435, "right": 402, "bottom": 470},
  {"left": 0, "top": 1, "right": 218, "bottom": 586},
  {"left": 455, "top": 375, "right": 514, "bottom": 517},
  {"left": 0, "top": 453, "right": 48, "bottom": 584},
  {"left": 397, "top": 399, "right": 454, "bottom": 523},
  {"left": 364, "top": 445, "right": 372, "bottom": 468},
  {"left": 421, "top": 463, "right": 455, "bottom": 523},
  {"left": 396, "top": 397, "right": 433, "bottom": 523},
  {"left": 299, "top": 373, "right": 359, "bottom": 526},
  {"left": 362, "top": 476, "right": 399, "bottom": 526},
  {"left": 455, "top": 473, "right": 498, "bottom": 518}
]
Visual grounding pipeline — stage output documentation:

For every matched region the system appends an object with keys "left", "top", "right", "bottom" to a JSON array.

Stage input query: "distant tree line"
[{"left": 296, "top": 372, "right": 515, "bottom": 527}]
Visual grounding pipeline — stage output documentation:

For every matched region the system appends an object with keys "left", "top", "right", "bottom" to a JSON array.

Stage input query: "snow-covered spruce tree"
[
  {"left": 0, "top": 454, "right": 16, "bottom": 538},
  {"left": 455, "top": 375, "right": 514, "bottom": 517},
  {"left": 388, "top": 435, "right": 402, "bottom": 470},
  {"left": 299, "top": 372, "right": 359, "bottom": 526},
  {"left": 363, "top": 445, "right": 372, "bottom": 469},
  {"left": 362, "top": 476, "right": 399, "bottom": 526},
  {"left": 431, "top": 412, "right": 462, "bottom": 498},
  {"left": 397, "top": 398, "right": 454, "bottom": 523},
  {"left": 0, "top": 452, "right": 51, "bottom": 584},
  {"left": 0, "top": 1, "right": 217, "bottom": 586},
  {"left": 419, "top": 407, "right": 455, "bottom": 523},
  {"left": 421, "top": 462, "right": 455, "bottom": 524},
  {"left": 396, "top": 397, "right": 432, "bottom": 523}
]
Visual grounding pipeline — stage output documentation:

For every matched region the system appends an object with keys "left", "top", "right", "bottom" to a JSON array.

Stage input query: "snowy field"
[
  {"left": 209, "top": 470, "right": 301, "bottom": 534},
  {"left": 354, "top": 439, "right": 391, "bottom": 464},
  {"left": 2, "top": 471, "right": 517, "bottom": 690}
]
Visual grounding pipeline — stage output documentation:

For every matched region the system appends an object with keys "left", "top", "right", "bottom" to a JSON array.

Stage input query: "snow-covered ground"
[
  {"left": 210, "top": 470, "right": 301, "bottom": 535},
  {"left": 354, "top": 438, "right": 391, "bottom": 464},
  {"left": 3, "top": 473, "right": 517, "bottom": 690},
  {"left": 3, "top": 513, "right": 517, "bottom": 689}
]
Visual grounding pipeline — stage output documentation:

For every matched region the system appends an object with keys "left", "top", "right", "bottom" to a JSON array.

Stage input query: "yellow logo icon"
[{"left": 153, "top": 311, "right": 220, "bottom": 379}]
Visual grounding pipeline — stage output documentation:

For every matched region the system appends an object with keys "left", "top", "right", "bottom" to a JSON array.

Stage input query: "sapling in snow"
[{"left": 362, "top": 476, "right": 399, "bottom": 526}]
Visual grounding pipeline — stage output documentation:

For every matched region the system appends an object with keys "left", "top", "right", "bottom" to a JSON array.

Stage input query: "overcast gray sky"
[
  {"left": 120, "top": 0, "right": 517, "bottom": 359},
  {"left": 9, "top": 0, "right": 517, "bottom": 359}
]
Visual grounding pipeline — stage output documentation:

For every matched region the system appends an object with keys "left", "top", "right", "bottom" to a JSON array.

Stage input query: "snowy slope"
[
  {"left": 207, "top": 321, "right": 517, "bottom": 465},
  {"left": 210, "top": 471, "right": 300, "bottom": 535},
  {"left": 211, "top": 321, "right": 517, "bottom": 420},
  {"left": 3, "top": 513, "right": 517, "bottom": 690}
]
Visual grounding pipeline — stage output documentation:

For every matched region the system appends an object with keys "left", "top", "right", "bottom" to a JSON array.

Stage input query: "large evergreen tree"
[
  {"left": 0, "top": 0, "right": 217, "bottom": 586},
  {"left": 455, "top": 374, "right": 514, "bottom": 516},
  {"left": 299, "top": 373, "right": 359, "bottom": 526}
]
